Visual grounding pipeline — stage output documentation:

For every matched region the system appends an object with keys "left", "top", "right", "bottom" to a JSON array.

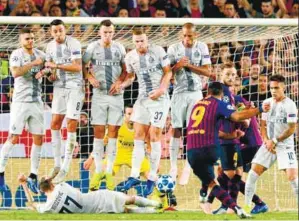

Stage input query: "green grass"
[{"left": 0, "top": 210, "right": 298, "bottom": 220}]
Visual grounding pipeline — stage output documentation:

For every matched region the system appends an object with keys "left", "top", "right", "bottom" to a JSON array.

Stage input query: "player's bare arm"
[
  {"left": 83, "top": 62, "right": 100, "bottom": 88},
  {"left": 149, "top": 65, "right": 172, "bottom": 100},
  {"left": 46, "top": 58, "right": 82, "bottom": 73},
  {"left": 185, "top": 63, "right": 211, "bottom": 78},
  {"left": 260, "top": 119, "right": 269, "bottom": 142},
  {"left": 10, "top": 58, "right": 43, "bottom": 78},
  {"left": 109, "top": 63, "right": 128, "bottom": 95},
  {"left": 117, "top": 72, "right": 136, "bottom": 90},
  {"left": 277, "top": 123, "right": 296, "bottom": 142},
  {"left": 18, "top": 174, "right": 38, "bottom": 211},
  {"left": 219, "top": 130, "right": 238, "bottom": 140},
  {"left": 230, "top": 104, "right": 270, "bottom": 122}
]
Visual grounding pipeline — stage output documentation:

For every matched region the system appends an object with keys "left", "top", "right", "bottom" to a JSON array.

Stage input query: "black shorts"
[
  {"left": 241, "top": 146, "right": 260, "bottom": 172},
  {"left": 219, "top": 144, "right": 243, "bottom": 170},
  {"left": 187, "top": 145, "right": 220, "bottom": 186}
]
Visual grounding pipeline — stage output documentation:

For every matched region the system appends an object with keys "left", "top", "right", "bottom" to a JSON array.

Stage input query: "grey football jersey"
[
  {"left": 262, "top": 97, "right": 298, "bottom": 147},
  {"left": 125, "top": 45, "right": 170, "bottom": 99},
  {"left": 83, "top": 41, "right": 126, "bottom": 95},
  {"left": 167, "top": 41, "right": 211, "bottom": 94},
  {"left": 46, "top": 36, "right": 83, "bottom": 89},
  {"left": 9, "top": 48, "right": 45, "bottom": 103}
]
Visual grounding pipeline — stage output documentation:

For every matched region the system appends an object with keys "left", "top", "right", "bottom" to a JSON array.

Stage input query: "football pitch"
[{"left": 0, "top": 210, "right": 298, "bottom": 220}]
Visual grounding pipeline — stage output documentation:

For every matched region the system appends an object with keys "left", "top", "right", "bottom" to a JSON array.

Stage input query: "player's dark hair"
[
  {"left": 39, "top": 177, "right": 53, "bottom": 192},
  {"left": 99, "top": 19, "right": 114, "bottom": 27},
  {"left": 225, "top": 0, "right": 237, "bottom": 8},
  {"left": 270, "top": 74, "right": 285, "bottom": 83},
  {"left": 208, "top": 82, "right": 223, "bottom": 96},
  {"left": 125, "top": 103, "right": 134, "bottom": 109},
  {"left": 19, "top": 28, "right": 33, "bottom": 35},
  {"left": 50, "top": 19, "right": 65, "bottom": 27}
]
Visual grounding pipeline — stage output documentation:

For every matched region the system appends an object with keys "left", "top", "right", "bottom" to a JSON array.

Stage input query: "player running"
[{"left": 187, "top": 81, "right": 270, "bottom": 219}]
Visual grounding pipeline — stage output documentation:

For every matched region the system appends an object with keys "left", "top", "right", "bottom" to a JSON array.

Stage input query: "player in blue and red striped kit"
[
  {"left": 213, "top": 63, "right": 245, "bottom": 215},
  {"left": 187, "top": 81, "right": 270, "bottom": 219}
]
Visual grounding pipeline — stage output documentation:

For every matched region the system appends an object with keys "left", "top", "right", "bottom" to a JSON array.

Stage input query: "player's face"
[
  {"left": 99, "top": 25, "right": 114, "bottom": 44},
  {"left": 51, "top": 24, "right": 66, "bottom": 43},
  {"left": 182, "top": 27, "right": 196, "bottom": 47},
  {"left": 20, "top": 33, "right": 34, "bottom": 50},
  {"left": 222, "top": 68, "right": 237, "bottom": 86},
  {"left": 133, "top": 34, "right": 148, "bottom": 53},
  {"left": 124, "top": 107, "right": 133, "bottom": 127},
  {"left": 270, "top": 81, "right": 285, "bottom": 100}
]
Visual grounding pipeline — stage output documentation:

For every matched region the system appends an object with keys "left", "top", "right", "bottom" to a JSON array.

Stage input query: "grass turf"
[{"left": 0, "top": 210, "right": 298, "bottom": 220}]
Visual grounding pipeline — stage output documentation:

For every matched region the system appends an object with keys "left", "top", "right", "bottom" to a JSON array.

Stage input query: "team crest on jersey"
[
  {"left": 226, "top": 105, "right": 235, "bottom": 110},
  {"left": 114, "top": 51, "right": 120, "bottom": 58},
  {"left": 148, "top": 56, "right": 155, "bottom": 63},
  {"left": 194, "top": 51, "right": 200, "bottom": 58},
  {"left": 64, "top": 48, "right": 71, "bottom": 56},
  {"left": 223, "top": 95, "right": 230, "bottom": 103}
]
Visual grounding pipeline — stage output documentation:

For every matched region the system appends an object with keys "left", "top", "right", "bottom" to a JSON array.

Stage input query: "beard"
[{"left": 251, "top": 75, "right": 258, "bottom": 80}]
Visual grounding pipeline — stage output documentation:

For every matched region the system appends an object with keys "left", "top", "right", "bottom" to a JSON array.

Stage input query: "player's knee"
[
  {"left": 251, "top": 163, "right": 266, "bottom": 176},
  {"left": 33, "top": 135, "right": 43, "bottom": 146},
  {"left": 286, "top": 169, "right": 298, "bottom": 181},
  {"left": 224, "top": 170, "right": 235, "bottom": 179},
  {"left": 149, "top": 129, "right": 162, "bottom": 142},
  {"left": 67, "top": 119, "right": 78, "bottom": 132},
  {"left": 9, "top": 134, "right": 19, "bottom": 145},
  {"left": 107, "top": 126, "right": 119, "bottom": 138},
  {"left": 51, "top": 120, "right": 62, "bottom": 130},
  {"left": 134, "top": 130, "right": 146, "bottom": 140}
]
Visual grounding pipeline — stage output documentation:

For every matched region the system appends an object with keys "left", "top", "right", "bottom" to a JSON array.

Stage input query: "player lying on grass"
[{"left": 18, "top": 174, "right": 162, "bottom": 214}]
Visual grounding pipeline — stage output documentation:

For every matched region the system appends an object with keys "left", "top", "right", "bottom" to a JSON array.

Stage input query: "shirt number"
[
  {"left": 191, "top": 106, "right": 206, "bottom": 128},
  {"left": 59, "top": 195, "right": 83, "bottom": 213}
]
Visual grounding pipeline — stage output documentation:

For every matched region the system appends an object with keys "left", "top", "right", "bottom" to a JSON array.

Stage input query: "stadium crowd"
[{"left": 0, "top": 0, "right": 298, "bottom": 18}]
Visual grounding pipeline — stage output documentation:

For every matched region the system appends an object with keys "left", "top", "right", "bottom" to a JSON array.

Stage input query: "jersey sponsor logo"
[
  {"left": 72, "top": 51, "right": 81, "bottom": 55},
  {"left": 94, "top": 60, "right": 120, "bottom": 66},
  {"left": 140, "top": 66, "right": 160, "bottom": 74},
  {"left": 268, "top": 117, "right": 287, "bottom": 123},
  {"left": 57, "top": 58, "right": 72, "bottom": 64},
  {"left": 204, "top": 55, "right": 210, "bottom": 58}
]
